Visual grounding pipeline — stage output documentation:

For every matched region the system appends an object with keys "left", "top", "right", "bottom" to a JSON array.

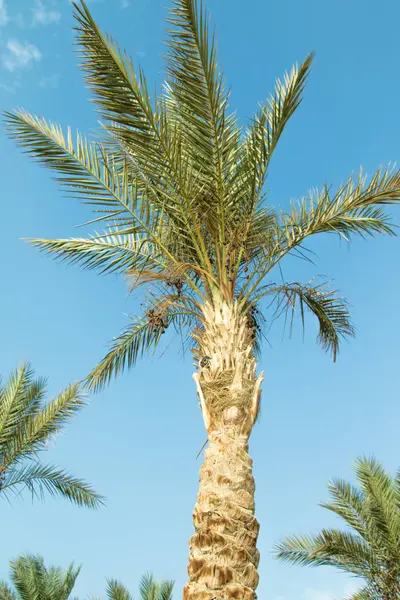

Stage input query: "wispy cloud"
[
  {"left": 121, "top": 0, "right": 131, "bottom": 7},
  {"left": 0, "top": 77, "right": 22, "bottom": 94},
  {"left": 39, "top": 72, "right": 61, "bottom": 88},
  {"left": 2, "top": 39, "right": 41, "bottom": 71},
  {"left": 302, "top": 583, "right": 360, "bottom": 600},
  {"left": 32, "top": 0, "right": 61, "bottom": 26},
  {"left": 0, "top": 0, "right": 8, "bottom": 26},
  {"left": 303, "top": 588, "right": 335, "bottom": 600},
  {"left": 275, "top": 583, "right": 361, "bottom": 600}
]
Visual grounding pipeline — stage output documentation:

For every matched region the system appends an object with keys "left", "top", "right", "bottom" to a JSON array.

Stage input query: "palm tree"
[
  {"left": 4, "top": 0, "right": 400, "bottom": 596},
  {"left": 275, "top": 457, "right": 400, "bottom": 600},
  {"left": 0, "top": 554, "right": 80, "bottom": 600},
  {"left": 0, "top": 362, "right": 103, "bottom": 508},
  {"left": 106, "top": 574, "right": 174, "bottom": 600}
]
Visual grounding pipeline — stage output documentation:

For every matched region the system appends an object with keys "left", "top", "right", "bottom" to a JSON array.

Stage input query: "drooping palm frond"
[
  {"left": 0, "top": 363, "right": 104, "bottom": 508},
  {"left": 86, "top": 299, "right": 199, "bottom": 391},
  {"left": 4, "top": 0, "right": 400, "bottom": 394},
  {"left": 275, "top": 458, "right": 400, "bottom": 600},
  {"left": 259, "top": 280, "right": 354, "bottom": 361},
  {"left": 2, "top": 463, "right": 101, "bottom": 509}
]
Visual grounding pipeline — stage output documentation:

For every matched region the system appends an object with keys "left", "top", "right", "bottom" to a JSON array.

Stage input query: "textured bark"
[{"left": 184, "top": 300, "right": 264, "bottom": 600}]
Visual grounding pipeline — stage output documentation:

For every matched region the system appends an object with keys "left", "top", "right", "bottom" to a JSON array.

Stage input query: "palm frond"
[
  {"left": 29, "top": 231, "right": 165, "bottom": 276},
  {"left": 57, "top": 564, "right": 81, "bottom": 600},
  {"left": 261, "top": 280, "right": 354, "bottom": 361},
  {"left": 139, "top": 573, "right": 157, "bottom": 600},
  {"left": 85, "top": 303, "right": 197, "bottom": 392},
  {"left": 157, "top": 580, "right": 174, "bottom": 600},
  {"left": 275, "top": 457, "right": 400, "bottom": 598},
  {"left": 234, "top": 53, "right": 314, "bottom": 204},
  {"left": 275, "top": 530, "right": 375, "bottom": 576},
  {"left": 73, "top": 0, "right": 195, "bottom": 212},
  {"left": 73, "top": 1, "right": 156, "bottom": 139},
  {"left": 345, "top": 586, "right": 378, "bottom": 600},
  {"left": 3, "top": 110, "right": 141, "bottom": 223},
  {"left": 10, "top": 555, "right": 45, "bottom": 600},
  {"left": 354, "top": 456, "right": 400, "bottom": 552},
  {"left": 2, "top": 383, "right": 85, "bottom": 467},
  {"left": 0, "top": 364, "right": 103, "bottom": 508},
  {"left": 106, "top": 580, "right": 132, "bottom": 600},
  {"left": 0, "top": 583, "right": 17, "bottom": 600},
  {"left": 166, "top": 0, "right": 237, "bottom": 203},
  {"left": 321, "top": 478, "right": 368, "bottom": 539},
  {"left": 2, "top": 463, "right": 104, "bottom": 509},
  {"left": 9, "top": 555, "right": 80, "bottom": 600},
  {"left": 278, "top": 167, "right": 400, "bottom": 255},
  {"left": 0, "top": 363, "right": 38, "bottom": 444}
]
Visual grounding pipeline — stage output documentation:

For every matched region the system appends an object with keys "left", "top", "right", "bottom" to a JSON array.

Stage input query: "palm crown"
[
  {"left": 5, "top": 0, "right": 400, "bottom": 391},
  {"left": 0, "top": 556, "right": 173, "bottom": 600},
  {"left": 0, "top": 555, "right": 80, "bottom": 600},
  {"left": 275, "top": 457, "right": 400, "bottom": 600},
  {"left": 0, "top": 363, "right": 103, "bottom": 508},
  {"left": 105, "top": 575, "right": 174, "bottom": 600}
]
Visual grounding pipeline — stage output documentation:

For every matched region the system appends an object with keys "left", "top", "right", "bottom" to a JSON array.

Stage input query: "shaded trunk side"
[{"left": 184, "top": 301, "right": 263, "bottom": 600}]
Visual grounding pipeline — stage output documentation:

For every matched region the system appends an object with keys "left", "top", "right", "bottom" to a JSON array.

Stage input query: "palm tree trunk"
[{"left": 184, "top": 300, "right": 263, "bottom": 600}]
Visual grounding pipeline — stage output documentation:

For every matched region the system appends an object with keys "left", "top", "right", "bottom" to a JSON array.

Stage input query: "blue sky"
[{"left": 1, "top": 0, "right": 400, "bottom": 599}]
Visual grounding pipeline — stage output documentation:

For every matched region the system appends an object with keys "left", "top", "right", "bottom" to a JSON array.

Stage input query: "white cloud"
[
  {"left": 303, "top": 588, "right": 335, "bottom": 600},
  {"left": 32, "top": 0, "right": 61, "bottom": 26},
  {"left": 0, "top": 0, "right": 8, "bottom": 26},
  {"left": 274, "top": 582, "right": 362, "bottom": 600},
  {"left": 301, "top": 583, "right": 361, "bottom": 600},
  {"left": 39, "top": 72, "right": 61, "bottom": 88},
  {"left": 0, "top": 82, "right": 15, "bottom": 93},
  {"left": 343, "top": 583, "right": 361, "bottom": 598},
  {"left": 0, "top": 77, "right": 22, "bottom": 94},
  {"left": 2, "top": 39, "right": 41, "bottom": 71},
  {"left": 121, "top": 0, "right": 130, "bottom": 7}
]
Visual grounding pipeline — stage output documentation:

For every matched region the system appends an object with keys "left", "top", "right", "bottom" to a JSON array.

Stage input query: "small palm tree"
[
  {"left": 275, "top": 457, "right": 400, "bottom": 600},
  {"left": 4, "top": 1, "right": 400, "bottom": 597},
  {"left": 0, "top": 362, "right": 103, "bottom": 508},
  {"left": 0, "top": 554, "right": 80, "bottom": 600},
  {"left": 106, "top": 574, "right": 174, "bottom": 600}
]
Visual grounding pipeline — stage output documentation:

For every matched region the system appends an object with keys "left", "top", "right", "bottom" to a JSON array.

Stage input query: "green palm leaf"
[
  {"left": 2, "top": 463, "right": 102, "bottom": 508},
  {"left": 5, "top": 555, "right": 80, "bottom": 600},
  {"left": 275, "top": 457, "right": 400, "bottom": 599},
  {"left": 106, "top": 580, "right": 132, "bottom": 600},
  {"left": 0, "top": 583, "right": 17, "bottom": 600},
  {"left": 0, "top": 363, "right": 104, "bottom": 508},
  {"left": 86, "top": 303, "right": 197, "bottom": 392},
  {"left": 262, "top": 280, "right": 354, "bottom": 361}
]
